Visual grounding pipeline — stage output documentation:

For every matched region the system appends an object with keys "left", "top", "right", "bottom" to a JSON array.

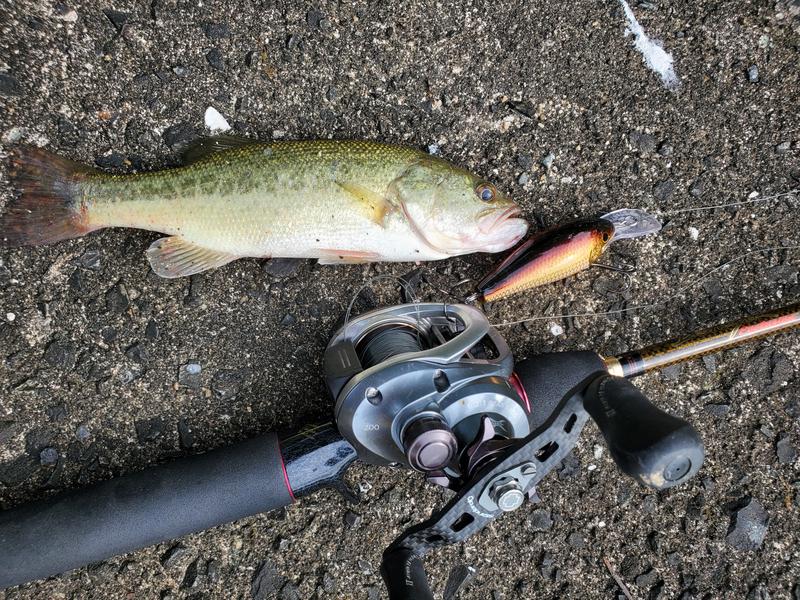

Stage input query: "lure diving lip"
[{"left": 471, "top": 209, "right": 661, "bottom": 303}]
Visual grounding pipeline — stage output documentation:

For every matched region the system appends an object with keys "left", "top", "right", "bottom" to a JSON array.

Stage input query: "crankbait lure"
[{"left": 472, "top": 208, "right": 661, "bottom": 303}]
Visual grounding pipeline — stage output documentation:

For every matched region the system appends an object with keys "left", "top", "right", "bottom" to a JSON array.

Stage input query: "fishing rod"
[
  {"left": 605, "top": 303, "right": 800, "bottom": 377},
  {"left": 0, "top": 302, "right": 797, "bottom": 597}
]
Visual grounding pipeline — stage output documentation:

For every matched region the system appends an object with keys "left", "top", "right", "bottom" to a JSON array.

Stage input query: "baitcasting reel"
[
  {"left": 5, "top": 301, "right": 797, "bottom": 597},
  {"left": 323, "top": 303, "right": 706, "bottom": 599},
  {"left": 324, "top": 304, "right": 530, "bottom": 476}
]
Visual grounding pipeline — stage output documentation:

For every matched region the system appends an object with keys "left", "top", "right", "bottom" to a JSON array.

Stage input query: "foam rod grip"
[
  {"left": 582, "top": 375, "right": 704, "bottom": 489},
  {"left": 0, "top": 432, "right": 293, "bottom": 589}
]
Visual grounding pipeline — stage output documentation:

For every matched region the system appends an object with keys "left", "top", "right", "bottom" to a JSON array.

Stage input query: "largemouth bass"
[{"left": 0, "top": 137, "right": 528, "bottom": 278}]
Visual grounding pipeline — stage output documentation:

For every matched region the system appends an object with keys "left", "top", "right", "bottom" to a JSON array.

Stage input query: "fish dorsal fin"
[
  {"left": 335, "top": 181, "right": 394, "bottom": 226},
  {"left": 182, "top": 135, "right": 255, "bottom": 164},
  {"left": 146, "top": 236, "right": 239, "bottom": 278}
]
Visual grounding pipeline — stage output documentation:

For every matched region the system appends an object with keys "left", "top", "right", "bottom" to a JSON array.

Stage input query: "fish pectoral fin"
[
  {"left": 182, "top": 135, "right": 255, "bottom": 163},
  {"left": 146, "top": 236, "right": 238, "bottom": 278},
  {"left": 317, "top": 249, "right": 380, "bottom": 265},
  {"left": 335, "top": 181, "right": 394, "bottom": 227}
]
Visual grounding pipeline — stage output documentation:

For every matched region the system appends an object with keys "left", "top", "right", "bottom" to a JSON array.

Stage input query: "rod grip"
[
  {"left": 583, "top": 375, "right": 704, "bottom": 489},
  {"left": 0, "top": 432, "right": 293, "bottom": 589}
]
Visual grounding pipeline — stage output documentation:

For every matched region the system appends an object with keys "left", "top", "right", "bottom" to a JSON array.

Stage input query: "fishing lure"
[{"left": 471, "top": 209, "right": 661, "bottom": 303}]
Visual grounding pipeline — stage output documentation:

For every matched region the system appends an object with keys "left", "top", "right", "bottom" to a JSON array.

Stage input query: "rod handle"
[{"left": 0, "top": 432, "right": 294, "bottom": 588}]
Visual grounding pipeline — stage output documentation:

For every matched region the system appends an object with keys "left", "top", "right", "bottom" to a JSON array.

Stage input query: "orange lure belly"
[{"left": 477, "top": 219, "right": 613, "bottom": 303}]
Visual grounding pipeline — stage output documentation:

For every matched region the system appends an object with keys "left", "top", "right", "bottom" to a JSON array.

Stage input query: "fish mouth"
[
  {"left": 471, "top": 205, "right": 528, "bottom": 253},
  {"left": 478, "top": 205, "right": 524, "bottom": 234}
]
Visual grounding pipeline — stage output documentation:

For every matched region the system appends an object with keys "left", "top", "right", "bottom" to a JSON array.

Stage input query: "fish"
[
  {"left": 472, "top": 209, "right": 661, "bottom": 303},
  {"left": 0, "top": 137, "right": 528, "bottom": 278}
]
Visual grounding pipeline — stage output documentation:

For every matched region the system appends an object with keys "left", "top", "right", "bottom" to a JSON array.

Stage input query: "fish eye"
[
  {"left": 476, "top": 182, "right": 496, "bottom": 202},
  {"left": 601, "top": 231, "right": 611, "bottom": 242}
]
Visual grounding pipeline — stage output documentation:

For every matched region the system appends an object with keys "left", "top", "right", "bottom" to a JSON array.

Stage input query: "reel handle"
[
  {"left": 582, "top": 375, "right": 704, "bottom": 489},
  {"left": 381, "top": 547, "right": 434, "bottom": 600}
]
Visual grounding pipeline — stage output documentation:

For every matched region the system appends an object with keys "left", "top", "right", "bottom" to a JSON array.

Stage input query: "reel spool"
[{"left": 323, "top": 304, "right": 531, "bottom": 472}]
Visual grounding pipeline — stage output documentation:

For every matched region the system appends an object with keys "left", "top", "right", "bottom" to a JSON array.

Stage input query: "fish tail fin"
[{"left": 1, "top": 146, "right": 97, "bottom": 246}]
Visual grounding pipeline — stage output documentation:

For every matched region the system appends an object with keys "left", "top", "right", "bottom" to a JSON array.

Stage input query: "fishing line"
[
  {"left": 657, "top": 188, "right": 798, "bottom": 215},
  {"left": 343, "top": 274, "right": 424, "bottom": 345},
  {"left": 492, "top": 244, "right": 800, "bottom": 328},
  {"left": 344, "top": 274, "right": 419, "bottom": 324}
]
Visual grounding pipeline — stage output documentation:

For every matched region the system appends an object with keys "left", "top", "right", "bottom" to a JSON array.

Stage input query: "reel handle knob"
[{"left": 583, "top": 375, "right": 704, "bottom": 490}]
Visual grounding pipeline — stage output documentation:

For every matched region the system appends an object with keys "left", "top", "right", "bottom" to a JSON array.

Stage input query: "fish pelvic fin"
[
  {"left": 335, "top": 181, "right": 394, "bottom": 226},
  {"left": 1, "top": 146, "right": 97, "bottom": 246},
  {"left": 146, "top": 236, "right": 238, "bottom": 278}
]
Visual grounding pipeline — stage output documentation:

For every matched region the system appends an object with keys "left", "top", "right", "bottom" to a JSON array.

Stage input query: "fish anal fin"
[
  {"left": 146, "top": 236, "right": 238, "bottom": 278},
  {"left": 335, "top": 181, "right": 393, "bottom": 226},
  {"left": 317, "top": 249, "right": 380, "bottom": 265},
  {"left": 182, "top": 135, "right": 255, "bottom": 163}
]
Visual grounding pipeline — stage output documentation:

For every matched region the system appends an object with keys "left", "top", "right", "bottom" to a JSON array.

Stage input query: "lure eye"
[
  {"left": 601, "top": 231, "right": 610, "bottom": 243},
  {"left": 476, "top": 183, "right": 496, "bottom": 203}
]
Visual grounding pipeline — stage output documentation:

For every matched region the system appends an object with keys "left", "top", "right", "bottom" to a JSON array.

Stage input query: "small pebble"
[
  {"left": 726, "top": 497, "right": 769, "bottom": 550},
  {"left": 145, "top": 319, "right": 160, "bottom": 340},
  {"left": 5, "top": 312, "right": 14, "bottom": 322},
  {"left": 54, "top": 6, "right": 78, "bottom": 22},
  {"left": 635, "top": 568, "right": 659, "bottom": 588},
  {"left": 161, "top": 544, "right": 189, "bottom": 569},
  {"left": 79, "top": 248, "right": 102, "bottom": 270},
  {"left": 343, "top": 511, "right": 362, "bottom": 528},
  {"left": 747, "top": 65, "right": 759, "bottom": 82},
  {"left": 528, "top": 508, "right": 553, "bottom": 531},
  {"left": 549, "top": 323, "right": 564, "bottom": 336},
  {"left": 629, "top": 131, "right": 657, "bottom": 153},
  {"left": 162, "top": 123, "right": 198, "bottom": 148},
  {"left": 540, "top": 152, "right": 555, "bottom": 169},
  {"left": 39, "top": 447, "right": 59, "bottom": 465},
  {"left": 443, "top": 564, "right": 476, "bottom": 600},
  {"left": 653, "top": 179, "right": 675, "bottom": 202},
  {"left": 103, "top": 9, "right": 128, "bottom": 32},
  {"left": 135, "top": 417, "right": 164, "bottom": 443},
  {"left": 205, "top": 48, "right": 225, "bottom": 71},
  {"left": 263, "top": 258, "right": 302, "bottom": 278},
  {"left": 0, "top": 73, "right": 21, "bottom": 97},
  {"left": 204, "top": 106, "right": 230, "bottom": 133},
  {"left": 688, "top": 226, "right": 699, "bottom": 241},
  {"left": 516, "top": 153, "right": 534, "bottom": 170},
  {"left": 704, "top": 403, "right": 731, "bottom": 418},
  {"left": 777, "top": 436, "right": 797, "bottom": 464},
  {"left": 178, "top": 362, "right": 202, "bottom": 388},
  {"left": 567, "top": 532, "right": 585, "bottom": 548},
  {"left": 203, "top": 22, "right": 230, "bottom": 39}
]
